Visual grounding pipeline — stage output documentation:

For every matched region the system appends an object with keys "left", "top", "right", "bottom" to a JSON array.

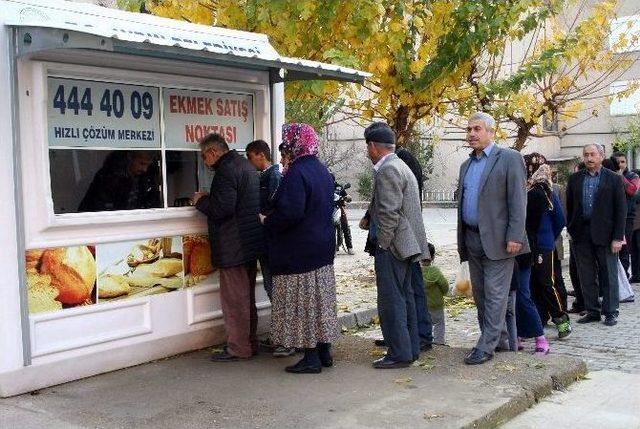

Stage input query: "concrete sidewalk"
[
  {"left": 505, "top": 370, "right": 640, "bottom": 428},
  {"left": 0, "top": 336, "right": 585, "bottom": 429}
]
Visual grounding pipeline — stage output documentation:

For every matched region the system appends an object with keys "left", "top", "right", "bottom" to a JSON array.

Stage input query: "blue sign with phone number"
[{"left": 47, "top": 77, "right": 161, "bottom": 148}]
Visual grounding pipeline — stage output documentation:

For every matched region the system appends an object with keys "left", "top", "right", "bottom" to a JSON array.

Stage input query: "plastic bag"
[
  {"left": 454, "top": 261, "right": 473, "bottom": 298},
  {"left": 618, "top": 259, "right": 634, "bottom": 302}
]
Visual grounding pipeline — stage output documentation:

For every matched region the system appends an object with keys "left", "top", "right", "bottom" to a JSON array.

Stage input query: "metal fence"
[{"left": 423, "top": 189, "right": 456, "bottom": 203}]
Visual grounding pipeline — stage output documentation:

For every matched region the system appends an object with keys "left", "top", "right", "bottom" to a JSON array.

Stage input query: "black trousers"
[
  {"left": 632, "top": 229, "right": 640, "bottom": 280},
  {"left": 618, "top": 218, "right": 634, "bottom": 278},
  {"left": 572, "top": 230, "right": 619, "bottom": 318},
  {"left": 531, "top": 251, "right": 566, "bottom": 323},
  {"left": 569, "top": 242, "right": 584, "bottom": 310},
  {"left": 553, "top": 249, "right": 568, "bottom": 311}
]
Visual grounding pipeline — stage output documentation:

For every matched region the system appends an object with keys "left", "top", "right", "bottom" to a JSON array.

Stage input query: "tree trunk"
[
  {"left": 511, "top": 119, "right": 533, "bottom": 152},
  {"left": 391, "top": 105, "right": 416, "bottom": 146}
]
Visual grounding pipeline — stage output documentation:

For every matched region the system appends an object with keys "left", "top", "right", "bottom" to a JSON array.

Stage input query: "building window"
[
  {"left": 47, "top": 76, "right": 252, "bottom": 214},
  {"left": 610, "top": 80, "right": 640, "bottom": 116}
]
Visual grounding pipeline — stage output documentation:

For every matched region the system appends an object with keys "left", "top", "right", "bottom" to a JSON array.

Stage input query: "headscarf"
[
  {"left": 527, "top": 163, "right": 554, "bottom": 210},
  {"left": 281, "top": 123, "right": 319, "bottom": 161},
  {"left": 523, "top": 152, "right": 547, "bottom": 180},
  {"left": 529, "top": 163, "right": 553, "bottom": 188}
]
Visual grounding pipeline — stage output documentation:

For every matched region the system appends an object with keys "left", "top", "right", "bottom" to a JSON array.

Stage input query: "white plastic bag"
[
  {"left": 454, "top": 261, "right": 473, "bottom": 298},
  {"left": 618, "top": 259, "right": 634, "bottom": 302}
]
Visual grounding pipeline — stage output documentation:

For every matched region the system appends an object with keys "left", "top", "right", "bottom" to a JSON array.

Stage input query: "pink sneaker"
[{"left": 534, "top": 338, "right": 550, "bottom": 356}]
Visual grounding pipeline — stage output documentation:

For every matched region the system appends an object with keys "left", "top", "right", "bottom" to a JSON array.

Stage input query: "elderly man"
[
  {"left": 566, "top": 144, "right": 626, "bottom": 326},
  {"left": 457, "top": 112, "right": 528, "bottom": 365},
  {"left": 193, "top": 133, "right": 263, "bottom": 361},
  {"left": 362, "top": 122, "right": 430, "bottom": 368}
]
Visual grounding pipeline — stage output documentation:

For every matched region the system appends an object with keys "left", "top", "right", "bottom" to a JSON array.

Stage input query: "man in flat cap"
[{"left": 361, "top": 122, "right": 431, "bottom": 368}]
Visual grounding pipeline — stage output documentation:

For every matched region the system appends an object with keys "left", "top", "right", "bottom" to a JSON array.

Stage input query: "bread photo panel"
[
  {"left": 25, "top": 246, "right": 97, "bottom": 314},
  {"left": 96, "top": 237, "right": 184, "bottom": 302},
  {"left": 182, "top": 234, "right": 217, "bottom": 287}
]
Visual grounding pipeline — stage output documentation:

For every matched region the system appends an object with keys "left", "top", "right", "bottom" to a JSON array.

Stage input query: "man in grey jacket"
[
  {"left": 363, "top": 122, "right": 431, "bottom": 368},
  {"left": 457, "top": 112, "right": 528, "bottom": 365}
]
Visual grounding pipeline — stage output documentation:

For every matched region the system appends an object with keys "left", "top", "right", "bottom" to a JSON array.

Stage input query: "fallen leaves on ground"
[
  {"left": 393, "top": 377, "right": 413, "bottom": 385},
  {"left": 413, "top": 356, "right": 436, "bottom": 370},
  {"left": 494, "top": 363, "right": 518, "bottom": 373},
  {"left": 526, "top": 362, "right": 546, "bottom": 370},
  {"left": 368, "top": 348, "right": 386, "bottom": 357},
  {"left": 444, "top": 295, "right": 476, "bottom": 318},
  {"left": 337, "top": 303, "right": 350, "bottom": 312}
]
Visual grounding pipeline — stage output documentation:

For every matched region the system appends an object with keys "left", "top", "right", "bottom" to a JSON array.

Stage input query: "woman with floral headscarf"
[
  {"left": 516, "top": 154, "right": 570, "bottom": 355},
  {"left": 260, "top": 123, "right": 338, "bottom": 374}
]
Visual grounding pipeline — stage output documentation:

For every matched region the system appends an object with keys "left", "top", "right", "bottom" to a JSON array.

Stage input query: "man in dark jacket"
[
  {"left": 566, "top": 144, "right": 626, "bottom": 326},
  {"left": 78, "top": 151, "right": 161, "bottom": 212},
  {"left": 194, "top": 133, "right": 263, "bottom": 361},
  {"left": 611, "top": 152, "right": 640, "bottom": 277},
  {"left": 246, "top": 139, "right": 282, "bottom": 301}
]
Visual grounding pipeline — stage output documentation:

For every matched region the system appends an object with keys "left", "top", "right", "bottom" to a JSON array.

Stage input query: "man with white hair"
[
  {"left": 566, "top": 144, "right": 626, "bottom": 326},
  {"left": 457, "top": 112, "right": 529, "bottom": 365}
]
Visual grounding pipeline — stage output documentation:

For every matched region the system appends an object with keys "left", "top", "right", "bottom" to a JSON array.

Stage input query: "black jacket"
[
  {"left": 196, "top": 150, "right": 263, "bottom": 268},
  {"left": 264, "top": 156, "right": 335, "bottom": 275},
  {"left": 395, "top": 147, "right": 423, "bottom": 201},
  {"left": 78, "top": 152, "right": 161, "bottom": 212},
  {"left": 566, "top": 168, "right": 626, "bottom": 246}
]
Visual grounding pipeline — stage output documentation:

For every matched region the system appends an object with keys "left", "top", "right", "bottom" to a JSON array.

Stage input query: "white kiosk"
[{"left": 0, "top": 0, "right": 367, "bottom": 397}]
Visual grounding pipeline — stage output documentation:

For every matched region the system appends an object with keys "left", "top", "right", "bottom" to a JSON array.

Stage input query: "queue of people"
[{"left": 191, "top": 111, "right": 635, "bottom": 373}]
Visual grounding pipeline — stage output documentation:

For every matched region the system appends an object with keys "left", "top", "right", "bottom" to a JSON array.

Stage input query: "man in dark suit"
[{"left": 566, "top": 144, "right": 626, "bottom": 326}]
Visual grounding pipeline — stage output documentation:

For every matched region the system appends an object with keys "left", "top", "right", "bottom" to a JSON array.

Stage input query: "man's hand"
[
  {"left": 258, "top": 213, "right": 267, "bottom": 225},
  {"left": 359, "top": 217, "right": 369, "bottom": 230},
  {"left": 506, "top": 241, "right": 522, "bottom": 254},
  {"left": 611, "top": 240, "right": 623, "bottom": 254},
  {"left": 192, "top": 191, "right": 207, "bottom": 205}
]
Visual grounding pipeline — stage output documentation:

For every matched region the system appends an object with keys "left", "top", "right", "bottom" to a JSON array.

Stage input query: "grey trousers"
[
  {"left": 428, "top": 308, "right": 445, "bottom": 345},
  {"left": 465, "top": 230, "right": 515, "bottom": 354}
]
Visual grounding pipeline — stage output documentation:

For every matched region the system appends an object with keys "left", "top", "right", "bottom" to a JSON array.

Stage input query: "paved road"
[{"left": 342, "top": 207, "right": 640, "bottom": 374}]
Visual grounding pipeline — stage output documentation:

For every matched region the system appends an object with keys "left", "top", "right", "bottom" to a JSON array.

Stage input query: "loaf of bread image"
[
  {"left": 27, "top": 272, "right": 62, "bottom": 314},
  {"left": 98, "top": 274, "right": 131, "bottom": 298},
  {"left": 40, "top": 246, "right": 96, "bottom": 305},
  {"left": 25, "top": 249, "right": 45, "bottom": 272},
  {"left": 133, "top": 258, "right": 183, "bottom": 278},
  {"left": 183, "top": 235, "right": 214, "bottom": 276}
]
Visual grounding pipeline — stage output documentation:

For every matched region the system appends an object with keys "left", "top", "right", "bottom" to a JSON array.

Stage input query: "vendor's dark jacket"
[
  {"left": 196, "top": 150, "right": 263, "bottom": 268},
  {"left": 264, "top": 155, "right": 335, "bottom": 275},
  {"left": 78, "top": 152, "right": 161, "bottom": 212},
  {"left": 566, "top": 167, "right": 626, "bottom": 246}
]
